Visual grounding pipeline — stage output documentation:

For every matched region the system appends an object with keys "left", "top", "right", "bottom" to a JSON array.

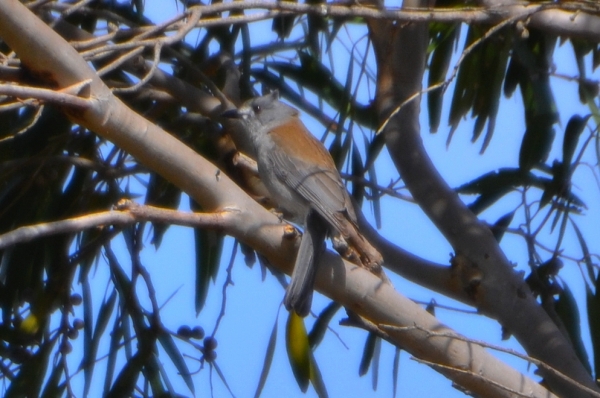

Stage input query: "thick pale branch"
[{"left": 317, "top": 251, "right": 557, "bottom": 398}]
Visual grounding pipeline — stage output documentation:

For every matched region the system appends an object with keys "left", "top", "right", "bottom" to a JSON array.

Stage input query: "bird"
[{"left": 222, "top": 91, "right": 383, "bottom": 316}]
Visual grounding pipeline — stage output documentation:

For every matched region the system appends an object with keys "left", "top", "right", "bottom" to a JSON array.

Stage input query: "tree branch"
[
  {"left": 174, "top": 1, "right": 600, "bottom": 41},
  {"left": 368, "top": 1, "right": 600, "bottom": 397},
  {"left": 0, "top": 80, "right": 92, "bottom": 108},
  {"left": 0, "top": 201, "right": 239, "bottom": 250},
  {"left": 480, "top": 0, "right": 600, "bottom": 40},
  {"left": 38, "top": 0, "right": 600, "bottom": 42},
  {"left": 384, "top": 324, "right": 600, "bottom": 398}
]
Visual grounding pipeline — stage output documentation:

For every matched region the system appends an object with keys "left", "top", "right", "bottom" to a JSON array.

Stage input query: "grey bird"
[{"left": 223, "top": 91, "right": 382, "bottom": 316}]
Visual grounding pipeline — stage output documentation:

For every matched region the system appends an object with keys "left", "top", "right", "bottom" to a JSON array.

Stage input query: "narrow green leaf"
[
  {"left": 145, "top": 172, "right": 182, "bottom": 248},
  {"left": 519, "top": 118, "right": 556, "bottom": 172},
  {"left": 570, "top": 220, "right": 595, "bottom": 283},
  {"left": 40, "top": 357, "right": 65, "bottom": 398},
  {"left": 364, "top": 132, "right": 386, "bottom": 173},
  {"left": 366, "top": 138, "right": 381, "bottom": 229},
  {"left": 428, "top": 23, "right": 459, "bottom": 133},
  {"left": 103, "top": 312, "right": 124, "bottom": 395},
  {"left": 456, "top": 168, "right": 541, "bottom": 213},
  {"left": 563, "top": 114, "right": 591, "bottom": 169},
  {"left": 83, "top": 289, "right": 117, "bottom": 397},
  {"left": 96, "top": 290, "right": 118, "bottom": 340},
  {"left": 156, "top": 356, "right": 177, "bottom": 396},
  {"left": 308, "top": 302, "right": 341, "bottom": 349},
  {"left": 425, "top": 300, "right": 436, "bottom": 316},
  {"left": 504, "top": 54, "right": 520, "bottom": 98},
  {"left": 578, "top": 79, "right": 599, "bottom": 104},
  {"left": 158, "top": 331, "right": 195, "bottom": 394},
  {"left": 514, "top": 34, "right": 559, "bottom": 170},
  {"left": 112, "top": 325, "right": 156, "bottom": 396},
  {"left": 490, "top": 211, "right": 515, "bottom": 242},
  {"left": 191, "top": 199, "right": 224, "bottom": 314},
  {"left": 81, "top": 279, "right": 93, "bottom": 395},
  {"left": 557, "top": 199, "right": 572, "bottom": 241},
  {"left": 211, "top": 360, "right": 236, "bottom": 397},
  {"left": 570, "top": 39, "right": 597, "bottom": 103},
  {"left": 467, "top": 190, "right": 512, "bottom": 215},
  {"left": 456, "top": 168, "right": 535, "bottom": 194},
  {"left": 449, "top": 24, "right": 511, "bottom": 151},
  {"left": 108, "top": 348, "right": 148, "bottom": 397},
  {"left": 306, "top": 0, "right": 327, "bottom": 56},
  {"left": 392, "top": 348, "right": 401, "bottom": 398},
  {"left": 123, "top": 311, "right": 134, "bottom": 360},
  {"left": 351, "top": 142, "right": 365, "bottom": 206},
  {"left": 474, "top": 29, "right": 512, "bottom": 154},
  {"left": 448, "top": 26, "right": 480, "bottom": 134},
  {"left": 555, "top": 283, "right": 592, "bottom": 375},
  {"left": 286, "top": 311, "right": 311, "bottom": 392},
  {"left": 571, "top": 38, "right": 591, "bottom": 78},
  {"left": 586, "top": 273, "right": 600, "bottom": 378},
  {"left": 593, "top": 45, "right": 600, "bottom": 70},
  {"left": 359, "top": 332, "right": 377, "bottom": 376},
  {"left": 194, "top": 229, "right": 223, "bottom": 313},
  {"left": 597, "top": 124, "right": 600, "bottom": 165},
  {"left": 540, "top": 161, "right": 566, "bottom": 209},
  {"left": 329, "top": 117, "right": 351, "bottom": 173},
  {"left": 5, "top": 335, "right": 57, "bottom": 398},
  {"left": 254, "top": 314, "right": 279, "bottom": 398},
  {"left": 142, "top": 355, "right": 167, "bottom": 397},
  {"left": 371, "top": 336, "right": 381, "bottom": 390},
  {"left": 271, "top": 9, "right": 295, "bottom": 39},
  {"left": 309, "top": 351, "right": 329, "bottom": 398}
]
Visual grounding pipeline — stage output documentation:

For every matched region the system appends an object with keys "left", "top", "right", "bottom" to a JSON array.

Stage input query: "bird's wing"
[{"left": 268, "top": 119, "right": 357, "bottom": 233}]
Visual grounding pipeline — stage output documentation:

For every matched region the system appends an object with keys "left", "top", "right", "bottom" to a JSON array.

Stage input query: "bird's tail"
[{"left": 284, "top": 210, "right": 327, "bottom": 317}]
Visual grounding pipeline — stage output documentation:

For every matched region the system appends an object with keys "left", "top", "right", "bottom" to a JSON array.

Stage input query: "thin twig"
[
  {"left": 411, "top": 356, "right": 538, "bottom": 398},
  {"left": 49, "top": 0, "right": 96, "bottom": 28},
  {"left": 383, "top": 324, "right": 600, "bottom": 398},
  {"left": 96, "top": 46, "right": 145, "bottom": 77},
  {"left": 212, "top": 240, "right": 238, "bottom": 337},
  {"left": 113, "top": 42, "right": 163, "bottom": 94},
  {"left": 0, "top": 104, "right": 44, "bottom": 143},
  {"left": 0, "top": 200, "right": 238, "bottom": 250},
  {"left": 0, "top": 82, "right": 91, "bottom": 108}
]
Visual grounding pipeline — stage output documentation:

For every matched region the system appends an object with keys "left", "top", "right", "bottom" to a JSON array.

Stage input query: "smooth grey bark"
[{"left": 368, "top": 0, "right": 599, "bottom": 396}]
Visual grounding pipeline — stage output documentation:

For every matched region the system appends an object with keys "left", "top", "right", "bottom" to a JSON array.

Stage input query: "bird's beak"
[{"left": 221, "top": 108, "right": 243, "bottom": 119}]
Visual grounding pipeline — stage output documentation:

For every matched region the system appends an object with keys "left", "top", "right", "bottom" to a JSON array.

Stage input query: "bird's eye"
[{"left": 252, "top": 104, "right": 261, "bottom": 114}]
